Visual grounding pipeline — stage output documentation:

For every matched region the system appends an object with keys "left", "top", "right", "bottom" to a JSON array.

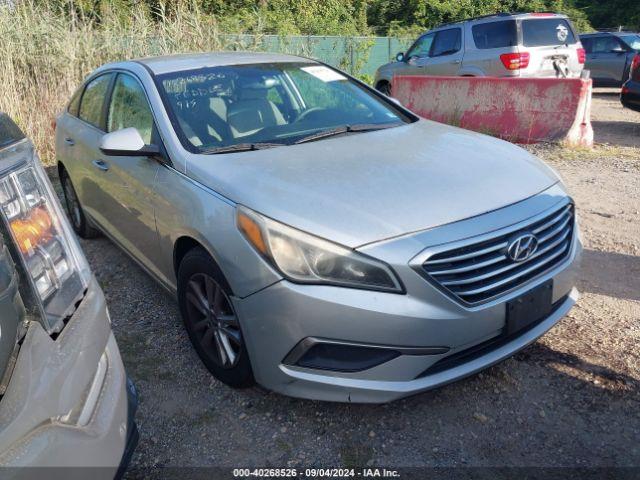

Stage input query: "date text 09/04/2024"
[{"left": 233, "top": 468, "right": 401, "bottom": 478}]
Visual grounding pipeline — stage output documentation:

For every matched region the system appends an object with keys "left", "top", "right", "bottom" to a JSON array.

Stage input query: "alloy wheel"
[{"left": 185, "top": 273, "right": 242, "bottom": 369}]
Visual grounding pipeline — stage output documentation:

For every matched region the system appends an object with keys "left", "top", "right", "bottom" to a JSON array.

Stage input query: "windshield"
[
  {"left": 522, "top": 18, "right": 577, "bottom": 47},
  {"left": 157, "top": 62, "right": 411, "bottom": 153},
  {"left": 620, "top": 34, "right": 640, "bottom": 50},
  {"left": 0, "top": 113, "right": 25, "bottom": 149}
]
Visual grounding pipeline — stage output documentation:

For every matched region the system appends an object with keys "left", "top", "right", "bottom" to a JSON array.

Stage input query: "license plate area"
[{"left": 506, "top": 280, "right": 553, "bottom": 336}]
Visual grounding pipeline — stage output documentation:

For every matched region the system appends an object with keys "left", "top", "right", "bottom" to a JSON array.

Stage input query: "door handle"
[
  {"left": 92, "top": 160, "right": 109, "bottom": 171},
  {"left": 452, "top": 59, "right": 461, "bottom": 64},
  {"left": 64, "top": 137, "right": 75, "bottom": 146}
]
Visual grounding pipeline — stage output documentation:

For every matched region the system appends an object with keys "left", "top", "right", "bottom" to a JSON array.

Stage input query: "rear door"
[
  {"left": 520, "top": 17, "right": 582, "bottom": 77},
  {"left": 57, "top": 72, "right": 115, "bottom": 228},
  {"left": 423, "top": 27, "right": 464, "bottom": 75},
  {"left": 588, "top": 35, "right": 628, "bottom": 85}
]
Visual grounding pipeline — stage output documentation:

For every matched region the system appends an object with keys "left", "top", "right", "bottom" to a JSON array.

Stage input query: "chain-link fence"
[{"left": 215, "top": 34, "right": 414, "bottom": 80}]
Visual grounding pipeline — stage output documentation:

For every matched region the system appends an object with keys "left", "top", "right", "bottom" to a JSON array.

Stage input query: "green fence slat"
[{"left": 211, "top": 34, "right": 413, "bottom": 80}]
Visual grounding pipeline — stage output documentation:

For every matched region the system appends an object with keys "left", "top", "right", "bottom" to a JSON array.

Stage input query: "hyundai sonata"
[{"left": 55, "top": 53, "right": 581, "bottom": 403}]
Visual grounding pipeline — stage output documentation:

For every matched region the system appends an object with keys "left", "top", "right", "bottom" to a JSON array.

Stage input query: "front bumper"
[
  {"left": 235, "top": 189, "right": 582, "bottom": 403},
  {"left": 0, "top": 278, "right": 136, "bottom": 473}
]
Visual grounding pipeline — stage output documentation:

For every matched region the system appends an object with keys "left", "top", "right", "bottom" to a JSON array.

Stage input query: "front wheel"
[
  {"left": 376, "top": 81, "right": 392, "bottom": 96},
  {"left": 177, "top": 247, "right": 254, "bottom": 388}
]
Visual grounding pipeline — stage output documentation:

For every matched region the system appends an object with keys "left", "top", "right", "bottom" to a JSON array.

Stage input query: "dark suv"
[
  {"left": 621, "top": 54, "right": 640, "bottom": 111},
  {"left": 580, "top": 31, "right": 640, "bottom": 87}
]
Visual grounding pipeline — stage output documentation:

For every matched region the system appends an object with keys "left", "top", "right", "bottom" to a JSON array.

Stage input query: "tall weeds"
[
  {"left": 0, "top": 1, "right": 253, "bottom": 163},
  {"left": 0, "top": 1, "right": 378, "bottom": 163}
]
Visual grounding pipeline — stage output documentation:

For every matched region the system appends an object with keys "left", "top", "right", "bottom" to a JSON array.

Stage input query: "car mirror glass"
[{"left": 396, "top": 52, "right": 405, "bottom": 62}]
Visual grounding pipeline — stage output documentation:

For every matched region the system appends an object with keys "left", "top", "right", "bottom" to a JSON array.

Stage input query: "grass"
[{"left": 0, "top": 1, "right": 295, "bottom": 165}]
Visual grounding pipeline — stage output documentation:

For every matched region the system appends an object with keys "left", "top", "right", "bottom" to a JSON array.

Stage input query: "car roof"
[
  {"left": 434, "top": 12, "right": 568, "bottom": 30},
  {"left": 131, "top": 52, "right": 315, "bottom": 75},
  {"left": 581, "top": 31, "right": 639, "bottom": 37}
]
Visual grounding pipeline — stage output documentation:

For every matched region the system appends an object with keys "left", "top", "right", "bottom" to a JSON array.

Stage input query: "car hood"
[
  {"left": 185, "top": 120, "right": 559, "bottom": 248},
  {"left": 376, "top": 61, "right": 399, "bottom": 77}
]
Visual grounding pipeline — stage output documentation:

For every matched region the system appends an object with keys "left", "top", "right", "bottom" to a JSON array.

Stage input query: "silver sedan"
[{"left": 55, "top": 52, "right": 581, "bottom": 403}]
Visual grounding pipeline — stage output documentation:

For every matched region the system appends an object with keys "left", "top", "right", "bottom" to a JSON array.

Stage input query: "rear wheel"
[
  {"left": 60, "top": 167, "right": 100, "bottom": 239},
  {"left": 177, "top": 247, "right": 254, "bottom": 388}
]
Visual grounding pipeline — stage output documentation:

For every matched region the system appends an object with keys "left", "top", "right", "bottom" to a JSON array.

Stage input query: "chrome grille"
[{"left": 421, "top": 203, "right": 575, "bottom": 305}]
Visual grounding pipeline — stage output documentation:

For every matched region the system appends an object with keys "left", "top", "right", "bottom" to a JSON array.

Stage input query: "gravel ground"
[{"left": 50, "top": 89, "right": 640, "bottom": 471}]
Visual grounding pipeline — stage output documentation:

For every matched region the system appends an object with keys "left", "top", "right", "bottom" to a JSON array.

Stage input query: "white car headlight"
[
  {"left": 237, "top": 206, "right": 403, "bottom": 293},
  {"left": 0, "top": 141, "right": 91, "bottom": 332}
]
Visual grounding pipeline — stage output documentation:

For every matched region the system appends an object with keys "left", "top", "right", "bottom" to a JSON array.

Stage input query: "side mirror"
[
  {"left": 100, "top": 128, "right": 160, "bottom": 157},
  {"left": 396, "top": 52, "right": 405, "bottom": 62}
]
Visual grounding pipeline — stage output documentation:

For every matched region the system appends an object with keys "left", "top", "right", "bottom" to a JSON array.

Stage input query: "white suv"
[{"left": 375, "top": 12, "right": 585, "bottom": 94}]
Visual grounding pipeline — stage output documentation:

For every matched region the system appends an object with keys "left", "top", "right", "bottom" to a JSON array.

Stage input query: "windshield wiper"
[
  {"left": 294, "top": 122, "right": 403, "bottom": 145},
  {"left": 201, "top": 142, "right": 287, "bottom": 155}
]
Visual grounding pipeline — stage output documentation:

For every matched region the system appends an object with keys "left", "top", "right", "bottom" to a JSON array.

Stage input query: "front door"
[
  {"left": 402, "top": 33, "right": 436, "bottom": 75},
  {"left": 98, "top": 72, "right": 163, "bottom": 276}
]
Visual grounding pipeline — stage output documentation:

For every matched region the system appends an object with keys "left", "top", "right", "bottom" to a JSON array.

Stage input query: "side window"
[
  {"left": 67, "top": 87, "right": 83, "bottom": 117},
  {"left": 581, "top": 37, "right": 593, "bottom": 54},
  {"left": 78, "top": 74, "right": 112, "bottom": 129},
  {"left": 406, "top": 33, "right": 435, "bottom": 59},
  {"left": 107, "top": 74, "right": 154, "bottom": 145},
  {"left": 0, "top": 113, "right": 25, "bottom": 149},
  {"left": 431, "top": 28, "right": 462, "bottom": 57},
  {"left": 592, "top": 36, "right": 622, "bottom": 54},
  {"left": 472, "top": 21, "right": 518, "bottom": 49}
]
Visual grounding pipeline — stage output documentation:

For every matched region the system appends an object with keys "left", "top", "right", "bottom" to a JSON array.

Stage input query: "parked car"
[
  {"left": 56, "top": 52, "right": 581, "bottom": 403},
  {"left": 580, "top": 31, "right": 640, "bottom": 87},
  {"left": 621, "top": 53, "right": 640, "bottom": 111},
  {"left": 375, "top": 12, "right": 585, "bottom": 94},
  {"left": 0, "top": 113, "right": 138, "bottom": 473}
]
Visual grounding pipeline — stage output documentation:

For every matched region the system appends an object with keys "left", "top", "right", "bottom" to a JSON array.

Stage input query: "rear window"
[
  {"left": 67, "top": 87, "right": 83, "bottom": 117},
  {"left": 522, "top": 18, "right": 577, "bottom": 47},
  {"left": 472, "top": 21, "right": 517, "bottom": 49},
  {"left": 0, "top": 114, "right": 25, "bottom": 149},
  {"left": 78, "top": 73, "right": 113, "bottom": 130},
  {"left": 580, "top": 37, "right": 593, "bottom": 53},
  {"left": 620, "top": 35, "right": 640, "bottom": 50}
]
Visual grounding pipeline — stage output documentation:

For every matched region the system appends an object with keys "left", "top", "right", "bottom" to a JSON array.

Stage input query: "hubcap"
[
  {"left": 185, "top": 273, "right": 242, "bottom": 369},
  {"left": 63, "top": 177, "right": 82, "bottom": 229}
]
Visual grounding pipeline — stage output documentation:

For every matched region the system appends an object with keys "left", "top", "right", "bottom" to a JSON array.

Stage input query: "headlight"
[
  {"left": 0, "top": 141, "right": 91, "bottom": 332},
  {"left": 237, "top": 206, "right": 403, "bottom": 293}
]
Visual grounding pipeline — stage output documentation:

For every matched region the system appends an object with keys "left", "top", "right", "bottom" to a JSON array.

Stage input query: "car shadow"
[
  {"left": 578, "top": 248, "right": 640, "bottom": 302},
  {"left": 592, "top": 91, "right": 621, "bottom": 99},
  {"left": 514, "top": 341, "right": 638, "bottom": 389},
  {"left": 592, "top": 120, "right": 640, "bottom": 148}
]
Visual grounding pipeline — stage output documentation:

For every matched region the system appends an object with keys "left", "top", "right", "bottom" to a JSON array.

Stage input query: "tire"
[
  {"left": 376, "top": 81, "right": 391, "bottom": 96},
  {"left": 177, "top": 247, "right": 254, "bottom": 388},
  {"left": 60, "top": 167, "right": 100, "bottom": 239}
]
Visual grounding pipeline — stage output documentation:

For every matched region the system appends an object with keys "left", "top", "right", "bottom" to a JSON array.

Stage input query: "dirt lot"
[{"left": 53, "top": 89, "right": 640, "bottom": 471}]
